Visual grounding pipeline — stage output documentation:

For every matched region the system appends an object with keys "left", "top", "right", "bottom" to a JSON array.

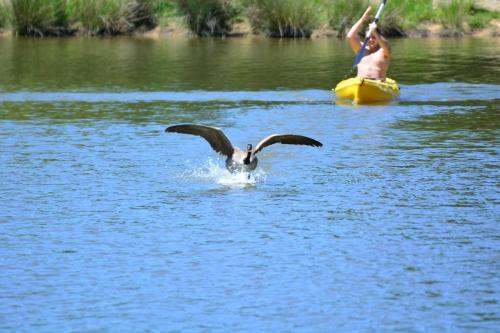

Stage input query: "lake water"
[{"left": 0, "top": 37, "right": 499, "bottom": 332}]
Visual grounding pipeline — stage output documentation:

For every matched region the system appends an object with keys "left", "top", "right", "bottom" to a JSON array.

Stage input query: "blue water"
[{"left": 0, "top": 37, "right": 499, "bottom": 332}]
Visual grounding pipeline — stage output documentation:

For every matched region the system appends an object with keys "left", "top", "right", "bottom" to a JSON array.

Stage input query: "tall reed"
[
  {"left": 11, "top": 0, "right": 69, "bottom": 36},
  {"left": 152, "top": 0, "right": 179, "bottom": 25},
  {"left": 327, "top": 0, "right": 369, "bottom": 37},
  {"left": 68, "top": 0, "right": 123, "bottom": 35},
  {"left": 3, "top": 0, "right": 498, "bottom": 37},
  {"left": 378, "top": 0, "right": 435, "bottom": 36},
  {"left": 329, "top": 0, "right": 481, "bottom": 37},
  {"left": 379, "top": 0, "right": 487, "bottom": 35},
  {"left": 67, "top": 0, "right": 158, "bottom": 36},
  {"left": 437, "top": 0, "right": 473, "bottom": 32},
  {"left": 175, "top": 0, "right": 238, "bottom": 36},
  {"left": 124, "top": 0, "right": 158, "bottom": 31},
  {"left": 245, "top": 0, "right": 320, "bottom": 38},
  {"left": 0, "top": 0, "right": 11, "bottom": 28}
]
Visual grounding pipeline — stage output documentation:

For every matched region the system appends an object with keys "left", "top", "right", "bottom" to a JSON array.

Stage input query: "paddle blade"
[{"left": 353, "top": 37, "right": 369, "bottom": 67}]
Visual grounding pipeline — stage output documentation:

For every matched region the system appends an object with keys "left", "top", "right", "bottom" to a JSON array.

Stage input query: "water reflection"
[{"left": 0, "top": 37, "right": 499, "bottom": 93}]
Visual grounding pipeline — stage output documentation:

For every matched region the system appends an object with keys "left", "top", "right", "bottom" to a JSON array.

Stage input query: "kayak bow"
[{"left": 334, "top": 77, "right": 400, "bottom": 104}]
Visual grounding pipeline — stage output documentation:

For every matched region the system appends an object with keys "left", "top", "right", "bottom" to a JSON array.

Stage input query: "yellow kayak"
[{"left": 334, "top": 77, "right": 400, "bottom": 104}]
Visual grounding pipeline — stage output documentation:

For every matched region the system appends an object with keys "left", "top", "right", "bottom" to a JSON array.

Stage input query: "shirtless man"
[{"left": 346, "top": 6, "right": 390, "bottom": 80}]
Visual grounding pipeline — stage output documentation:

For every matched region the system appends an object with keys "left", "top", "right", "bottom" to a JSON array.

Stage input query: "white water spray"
[{"left": 178, "top": 158, "right": 266, "bottom": 187}]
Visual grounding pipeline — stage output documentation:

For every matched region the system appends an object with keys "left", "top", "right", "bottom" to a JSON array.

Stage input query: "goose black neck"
[{"left": 243, "top": 151, "right": 251, "bottom": 165}]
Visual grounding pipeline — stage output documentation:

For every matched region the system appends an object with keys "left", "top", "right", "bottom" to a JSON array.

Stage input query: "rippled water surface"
[{"left": 0, "top": 37, "right": 499, "bottom": 332}]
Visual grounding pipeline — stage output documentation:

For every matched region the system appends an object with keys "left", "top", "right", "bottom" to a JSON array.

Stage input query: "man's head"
[{"left": 365, "top": 28, "right": 382, "bottom": 52}]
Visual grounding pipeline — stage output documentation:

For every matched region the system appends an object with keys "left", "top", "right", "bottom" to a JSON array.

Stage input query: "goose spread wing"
[
  {"left": 254, "top": 134, "right": 322, "bottom": 154},
  {"left": 165, "top": 124, "right": 234, "bottom": 157}
]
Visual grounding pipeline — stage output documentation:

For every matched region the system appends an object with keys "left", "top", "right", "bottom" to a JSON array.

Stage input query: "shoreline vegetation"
[{"left": 0, "top": 0, "right": 498, "bottom": 39}]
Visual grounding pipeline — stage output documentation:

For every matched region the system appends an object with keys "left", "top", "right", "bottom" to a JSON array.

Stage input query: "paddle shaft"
[{"left": 353, "top": 0, "right": 387, "bottom": 68}]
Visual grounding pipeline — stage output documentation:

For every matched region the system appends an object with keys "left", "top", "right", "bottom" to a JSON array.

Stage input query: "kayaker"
[{"left": 347, "top": 6, "right": 390, "bottom": 80}]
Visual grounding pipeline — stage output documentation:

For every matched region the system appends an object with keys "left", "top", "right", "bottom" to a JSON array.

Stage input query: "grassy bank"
[
  {"left": 0, "top": 0, "right": 11, "bottom": 29},
  {"left": 3, "top": 0, "right": 159, "bottom": 36},
  {"left": 0, "top": 0, "right": 498, "bottom": 37}
]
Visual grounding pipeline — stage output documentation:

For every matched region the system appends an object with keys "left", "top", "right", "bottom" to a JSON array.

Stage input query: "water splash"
[{"left": 179, "top": 158, "right": 266, "bottom": 187}]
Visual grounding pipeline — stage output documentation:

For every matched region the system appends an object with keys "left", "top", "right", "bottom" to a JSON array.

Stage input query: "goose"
[{"left": 165, "top": 124, "right": 322, "bottom": 173}]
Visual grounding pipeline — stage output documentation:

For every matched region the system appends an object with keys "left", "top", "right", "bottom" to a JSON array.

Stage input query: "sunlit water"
[{"left": 0, "top": 37, "right": 499, "bottom": 332}]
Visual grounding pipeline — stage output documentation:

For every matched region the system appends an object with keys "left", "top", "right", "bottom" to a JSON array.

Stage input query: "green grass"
[
  {"left": 11, "top": 0, "right": 69, "bottom": 36},
  {"left": 175, "top": 0, "right": 239, "bottom": 36},
  {"left": 374, "top": 0, "right": 435, "bottom": 36},
  {"left": 437, "top": 0, "right": 473, "bottom": 32},
  {"left": 67, "top": 0, "right": 122, "bottom": 35},
  {"left": 326, "top": 0, "right": 498, "bottom": 37},
  {"left": 7, "top": 0, "right": 159, "bottom": 36},
  {"left": 1, "top": 0, "right": 498, "bottom": 37},
  {"left": 244, "top": 0, "right": 322, "bottom": 37},
  {"left": 379, "top": 0, "right": 500, "bottom": 35},
  {"left": 468, "top": 5, "right": 500, "bottom": 29},
  {"left": 327, "top": 0, "right": 369, "bottom": 37},
  {"left": 0, "top": 0, "right": 11, "bottom": 28},
  {"left": 67, "top": 0, "right": 158, "bottom": 36},
  {"left": 152, "top": 0, "right": 179, "bottom": 26},
  {"left": 435, "top": 0, "right": 499, "bottom": 32}
]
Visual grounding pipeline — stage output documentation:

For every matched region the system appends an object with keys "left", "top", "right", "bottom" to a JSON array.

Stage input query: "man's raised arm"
[{"left": 346, "top": 7, "right": 372, "bottom": 54}]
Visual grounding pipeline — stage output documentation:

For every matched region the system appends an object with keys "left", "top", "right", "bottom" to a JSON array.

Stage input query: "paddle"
[{"left": 353, "top": 0, "right": 388, "bottom": 68}]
